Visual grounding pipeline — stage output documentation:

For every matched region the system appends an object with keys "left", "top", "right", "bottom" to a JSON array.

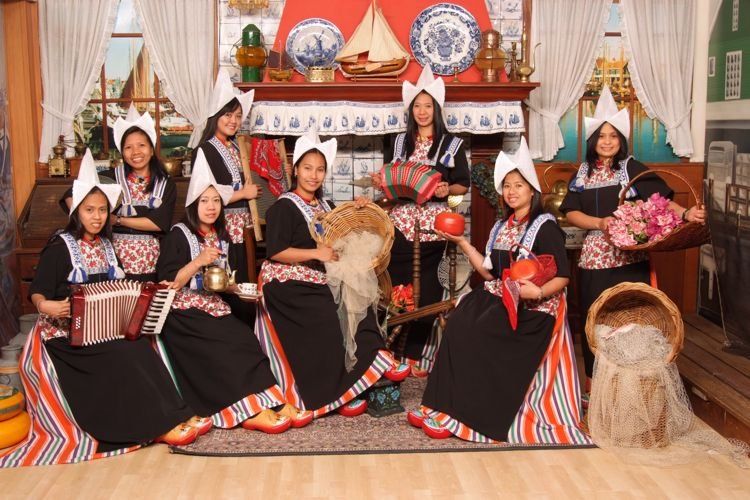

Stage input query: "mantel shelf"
[{"left": 234, "top": 81, "right": 539, "bottom": 103}]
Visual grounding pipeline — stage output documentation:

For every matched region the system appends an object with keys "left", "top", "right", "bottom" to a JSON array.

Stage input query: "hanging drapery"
[
  {"left": 621, "top": 0, "right": 696, "bottom": 157},
  {"left": 37, "top": 0, "right": 118, "bottom": 162},
  {"left": 134, "top": 0, "right": 215, "bottom": 147},
  {"left": 525, "top": 0, "right": 610, "bottom": 161}
]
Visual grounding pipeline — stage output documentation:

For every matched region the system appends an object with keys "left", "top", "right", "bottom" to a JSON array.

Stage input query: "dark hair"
[
  {"left": 182, "top": 190, "right": 229, "bottom": 244},
  {"left": 120, "top": 126, "right": 169, "bottom": 192},
  {"left": 288, "top": 149, "right": 327, "bottom": 200},
  {"left": 197, "top": 98, "right": 241, "bottom": 145},
  {"left": 585, "top": 123, "right": 629, "bottom": 176},
  {"left": 499, "top": 169, "right": 544, "bottom": 224},
  {"left": 404, "top": 91, "right": 448, "bottom": 160},
  {"left": 64, "top": 187, "right": 113, "bottom": 240}
]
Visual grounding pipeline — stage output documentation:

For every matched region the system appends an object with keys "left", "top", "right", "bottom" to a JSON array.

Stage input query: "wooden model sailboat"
[{"left": 335, "top": 0, "right": 410, "bottom": 78}]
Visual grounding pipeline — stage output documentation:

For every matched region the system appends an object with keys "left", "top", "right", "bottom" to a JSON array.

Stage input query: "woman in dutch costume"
[
  {"left": 255, "top": 132, "right": 409, "bottom": 418},
  {"left": 156, "top": 152, "right": 309, "bottom": 433},
  {"left": 409, "top": 138, "right": 590, "bottom": 445},
  {"left": 0, "top": 152, "right": 199, "bottom": 468},
  {"left": 192, "top": 69, "right": 259, "bottom": 322},
  {"left": 559, "top": 86, "right": 706, "bottom": 400},
  {"left": 62, "top": 105, "right": 176, "bottom": 282},
  {"left": 372, "top": 65, "right": 470, "bottom": 376}
]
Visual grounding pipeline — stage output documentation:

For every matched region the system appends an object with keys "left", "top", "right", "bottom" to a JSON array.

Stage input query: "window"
[
  {"left": 74, "top": 0, "right": 193, "bottom": 160},
  {"left": 732, "top": 0, "right": 739, "bottom": 32},
  {"left": 725, "top": 50, "right": 742, "bottom": 100},
  {"left": 550, "top": 1, "right": 679, "bottom": 164}
]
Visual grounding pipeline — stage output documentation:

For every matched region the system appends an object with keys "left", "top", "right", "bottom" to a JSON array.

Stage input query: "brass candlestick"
[{"left": 509, "top": 42, "right": 519, "bottom": 81}]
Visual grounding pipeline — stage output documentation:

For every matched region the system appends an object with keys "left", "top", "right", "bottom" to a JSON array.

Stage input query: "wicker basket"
[
  {"left": 615, "top": 168, "right": 710, "bottom": 252},
  {"left": 378, "top": 271, "right": 392, "bottom": 304},
  {"left": 310, "top": 201, "right": 395, "bottom": 275},
  {"left": 585, "top": 282, "right": 684, "bottom": 362}
]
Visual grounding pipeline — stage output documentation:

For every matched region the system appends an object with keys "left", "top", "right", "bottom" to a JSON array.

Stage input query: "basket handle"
[
  {"left": 618, "top": 168, "right": 704, "bottom": 209},
  {"left": 542, "top": 164, "right": 577, "bottom": 190},
  {"left": 508, "top": 243, "right": 538, "bottom": 264}
]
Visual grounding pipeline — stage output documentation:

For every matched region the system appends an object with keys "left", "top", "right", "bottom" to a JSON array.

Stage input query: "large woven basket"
[
  {"left": 585, "top": 282, "right": 684, "bottom": 362},
  {"left": 615, "top": 168, "right": 710, "bottom": 252},
  {"left": 310, "top": 201, "right": 395, "bottom": 275}
]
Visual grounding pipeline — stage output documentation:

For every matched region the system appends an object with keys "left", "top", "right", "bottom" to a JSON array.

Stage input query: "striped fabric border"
[
  {"left": 422, "top": 407, "right": 496, "bottom": 443},
  {"left": 254, "top": 291, "right": 304, "bottom": 409},
  {"left": 255, "top": 291, "right": 394, "bottom": 418},
  {"left": 312, "top": 350, "right": 393, "bottom": 417},
  {"left": 0, "top": 324, "right": 138, "bottom": 468},
  {"left": 210, "top": 385, "right": 285, "bottom": 429},
  {"left": 508, "top": 299, "right": 592, "bottom": 445},
  {"left": 420, "top": 298, "right": 591, "bottom": 446}
]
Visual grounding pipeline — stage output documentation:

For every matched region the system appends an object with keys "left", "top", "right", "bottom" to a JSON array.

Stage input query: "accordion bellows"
[{"left": 380, "top": 160, "right": 442, "bottom": 205}]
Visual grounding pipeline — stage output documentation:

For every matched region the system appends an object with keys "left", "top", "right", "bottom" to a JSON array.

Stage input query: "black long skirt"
[
  {"left": 160, "top": 308, "right": 278, "bottom": 418},
  {"left": 227, "top": 241, "right": 254, "bottom": 324},
  {"left": 46, "top": 337, "right": 193, "bottom": 453},
  {"left": 579, "top": 260, "right": 650, "bottom": 377},
  {"left": 421, "top": 288, "right": 554, "bottom": 441},
  {"left": 388, "top": 228, "right": 444, "bottom": 360},
  {"left": 262, "top": 280, "right": 385, "bottom": 410}
]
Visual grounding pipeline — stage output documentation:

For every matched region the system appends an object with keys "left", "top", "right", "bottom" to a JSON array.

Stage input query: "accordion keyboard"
[{"left": 140, "top": 288, "right": 176, "bottom": 335}]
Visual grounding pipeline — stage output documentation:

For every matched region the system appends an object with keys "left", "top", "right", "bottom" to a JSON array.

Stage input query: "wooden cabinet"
[{"left": 16, "top": 249, "right": 40, "bottom": 314}]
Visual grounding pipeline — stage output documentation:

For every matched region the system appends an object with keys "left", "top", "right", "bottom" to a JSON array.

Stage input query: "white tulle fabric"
[{"left": 325, "top": 232, "right": 383, "bottom": 372}]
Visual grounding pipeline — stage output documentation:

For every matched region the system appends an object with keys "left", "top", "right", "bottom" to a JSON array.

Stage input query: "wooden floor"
[
  {"left": 2, "top": 314, "right": 749, "bottom": 498},
  {"left": 1, "top": 443, "right": 749, "bottom": 499}
]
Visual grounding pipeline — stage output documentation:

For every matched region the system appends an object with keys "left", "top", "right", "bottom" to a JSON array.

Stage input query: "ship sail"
[
  {"left": 336, "top": 2, "right": 374, "bottom": 62},
  {"left": 335, "top": 0, "right": 409, "bottom": 77},
  {"left": 369, "top": 5, "right": 409, "bottom": 61}
]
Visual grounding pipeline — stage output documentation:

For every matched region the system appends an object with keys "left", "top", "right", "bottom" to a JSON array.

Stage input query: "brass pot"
[
  {"left": 162, "top": 157, "right": 183, "bottom": 177},
  {"left": 202, "top": 265, "right": 236, "bottom": 293}
]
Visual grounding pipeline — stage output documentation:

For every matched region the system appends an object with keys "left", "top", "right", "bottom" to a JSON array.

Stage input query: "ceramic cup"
[{"left": 237, "top": 283, "right": 258, "bottom": 295}]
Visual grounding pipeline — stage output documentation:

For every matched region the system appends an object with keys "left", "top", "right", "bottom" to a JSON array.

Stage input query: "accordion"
[
  {"left": 380, "top": 160, "right": 442, "bottom": 205},
  {"left": 69, "top": 280, "right": 175, "bottom": 347}
]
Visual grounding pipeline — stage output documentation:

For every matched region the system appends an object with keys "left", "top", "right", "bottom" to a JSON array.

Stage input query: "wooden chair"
[{"left": 379, "top": 212, "right": 460, "bottom": 355}]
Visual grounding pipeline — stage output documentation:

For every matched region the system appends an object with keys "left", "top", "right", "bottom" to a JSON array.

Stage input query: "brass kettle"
[{"left": 202, "top": 265, "right": 236, "bottom": 293}]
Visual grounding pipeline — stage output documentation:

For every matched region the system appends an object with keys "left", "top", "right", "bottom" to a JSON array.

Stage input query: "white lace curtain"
[
  {"left": 135, "top": 0, "right": 215, "bottom": 147},
  {"left": 37, "top": 0, "right": 118, "bottom": 162},
  {"left": 622, "top": 0, "right": 696, "bottom": 157},
  {"left": 526, "top": 0, "right": 610, "bottom": 161}
]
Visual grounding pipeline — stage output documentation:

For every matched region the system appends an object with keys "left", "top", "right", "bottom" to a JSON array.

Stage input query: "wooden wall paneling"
[{"left": 4, "top": 0, "right": 42, "bottom": 218}]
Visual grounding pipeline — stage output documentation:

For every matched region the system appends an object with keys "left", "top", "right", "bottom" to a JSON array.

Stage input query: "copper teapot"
[{"left": 202, "top": 265, "right": 236, "bottom": 293}]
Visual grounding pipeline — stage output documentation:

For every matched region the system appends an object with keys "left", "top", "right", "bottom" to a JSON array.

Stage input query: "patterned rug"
[{"left": 170, "top": 378, "right": 595, "bottom": 457}]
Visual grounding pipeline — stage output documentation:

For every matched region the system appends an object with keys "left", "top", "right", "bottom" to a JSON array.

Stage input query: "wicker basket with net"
[
  {"left": 585, "top": 281, "right": 684, "bottom": 363},
  {"left": 614, "top": 168, "right": 710, "bottom": 252},
  {"left": 310, "top": 201, "right": 395, "bottom": 275}
]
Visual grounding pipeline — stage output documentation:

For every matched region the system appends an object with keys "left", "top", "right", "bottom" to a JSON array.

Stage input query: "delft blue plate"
[
  {"left": 286, "top": 18, "right": 344, "bottom": 74},
  {"left": 409, "top": 3, "right": 481, "bottom": 75}
]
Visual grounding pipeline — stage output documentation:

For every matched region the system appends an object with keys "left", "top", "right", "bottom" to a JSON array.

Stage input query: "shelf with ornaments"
[{"left": 234, "top": 80, "right": 538, "bottom": 103}]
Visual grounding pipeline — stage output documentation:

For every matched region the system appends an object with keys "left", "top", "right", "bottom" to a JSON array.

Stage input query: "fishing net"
[{"left": 588, "top": 323, "right": 749, "bottom": 468}]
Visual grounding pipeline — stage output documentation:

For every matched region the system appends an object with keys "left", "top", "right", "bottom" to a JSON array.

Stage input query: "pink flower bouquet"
[{"left": 608, "top": 193, "right": 684, "bottom": 247}]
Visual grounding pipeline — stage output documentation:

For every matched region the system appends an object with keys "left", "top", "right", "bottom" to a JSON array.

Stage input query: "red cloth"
[
  {"left": 500, "top": 269, "right": 521, "bottom": 330},
  {"left": 269, "top": 0, "right": 492, "bottom": 83},
  {"left": 249, "top": 138, "right": 285, "bottom": 196}
]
